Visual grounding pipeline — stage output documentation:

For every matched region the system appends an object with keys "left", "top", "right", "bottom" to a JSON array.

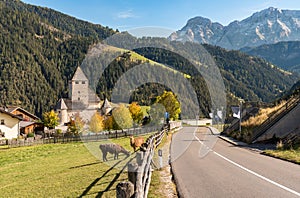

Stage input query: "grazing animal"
[
  {"left": 99, "top": 143, "right": 130, "bottom": 161},
  {"left": 130, "top": 136, "right": 145, "bottom": 152}
]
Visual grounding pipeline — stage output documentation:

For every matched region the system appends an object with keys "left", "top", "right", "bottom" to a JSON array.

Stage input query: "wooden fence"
[
  {"left": 3, "top": 126, "right": 161, "bottom": 148},
  {"left": 135, "top": 128, "right": 166, "bottom": 198},
  {"left": 117, "top": 121, "right": 182, "bottom": 198}
]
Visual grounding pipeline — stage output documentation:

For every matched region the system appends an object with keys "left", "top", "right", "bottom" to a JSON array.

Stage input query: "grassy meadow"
[{"left": 0, "top": 132, "right": 172, "bottom": 197}]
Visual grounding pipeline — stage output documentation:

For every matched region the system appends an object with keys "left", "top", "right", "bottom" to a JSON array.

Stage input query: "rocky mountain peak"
[
  {"left": 170, "top": 7, "right": 300, "bottom": 49},
  {"left": 185, "top": 16, "right": 220, "bottom": 27}
]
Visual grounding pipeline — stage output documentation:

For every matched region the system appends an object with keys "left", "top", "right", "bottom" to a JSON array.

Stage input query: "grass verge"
[
  {"left": 148, "top": 131, "right": 177, "bottom": 198},
  {"left": 264, "top": 144, "right": 300, "bottom": 164}
]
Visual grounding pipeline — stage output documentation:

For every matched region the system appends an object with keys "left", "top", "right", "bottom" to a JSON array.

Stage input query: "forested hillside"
[
  {"left": 202, "top": 44, "right": 298, "bottom": 102},
  {"left": 0, "top": 0, "right": 298, "bottom": 118},
  {"left": 133, "top": 42, "right": 298, "bottom": 103},
  {"left": 81, "top": 33, "right": 298, "bottom": 117},
  {"left": 0, "top": 0, "right": 115, "bottom": 117},
  {"left": 241, "top": 41, "right": 300, "bottom": 74}
]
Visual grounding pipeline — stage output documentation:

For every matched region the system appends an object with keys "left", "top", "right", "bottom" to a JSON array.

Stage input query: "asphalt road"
[{"left": 171, "top": 127, "right": 300, "bottom": 198}]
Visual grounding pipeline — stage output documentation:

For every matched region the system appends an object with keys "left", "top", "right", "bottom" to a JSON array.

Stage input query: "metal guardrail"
[
  {"left": 251, "top": 94, "right": 300, "bottom": 143},
  {"left": 223, "top": 107, "right": 259, "bottom": 134},
  {"left": 281, "top": 127, "right": 300, "bottom": 148}
]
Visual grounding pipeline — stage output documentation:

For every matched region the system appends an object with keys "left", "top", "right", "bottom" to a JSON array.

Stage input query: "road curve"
[{"left": 171, "top": 127, "right": 300, "bottom": 198}]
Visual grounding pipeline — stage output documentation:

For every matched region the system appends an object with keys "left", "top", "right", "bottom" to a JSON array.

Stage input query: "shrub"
[
  {"left": 27, "top": 133, "right": 35, "bottom": 138},
  {"left": 276, "top": 140, "right": 284, "bottom": 150}
]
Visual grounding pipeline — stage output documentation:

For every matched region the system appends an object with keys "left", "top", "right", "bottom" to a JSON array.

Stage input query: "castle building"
[{"left": 55, "top": 67, "right": 102, "bottom": 129}]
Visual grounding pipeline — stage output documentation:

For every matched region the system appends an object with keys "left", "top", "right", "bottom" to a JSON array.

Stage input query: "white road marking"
[{"left": 193, "top": 128, "right": 300, "bottom": 197}]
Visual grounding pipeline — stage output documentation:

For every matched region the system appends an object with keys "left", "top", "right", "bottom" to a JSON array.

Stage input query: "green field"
[{"left": 0, "top": 133, "right": 169, "bottom": 197}]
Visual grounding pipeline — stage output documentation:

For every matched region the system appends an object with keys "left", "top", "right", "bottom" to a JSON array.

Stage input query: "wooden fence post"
[
  {"left": 116, "top": 181, "right": 134, "bottom": 198},
  {"left": 136, "top": 151, "right": 144, "bottom": 166},
  {"left": 127, "top": 162, "right": 138, "bottom": 188}
]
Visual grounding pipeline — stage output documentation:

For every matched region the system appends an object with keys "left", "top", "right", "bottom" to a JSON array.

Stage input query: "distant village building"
[
  {"left": 0, "top": 106, "right": 42, "bottom": 139},
  {"left": 7, "top": 106, "right": 42, "bottom": 136},
  {"left": 0, "top": 109, "right": 22, "bottom": 139},
  {"left": 55, "top": 66, "right": 113, "bottom": 131}
]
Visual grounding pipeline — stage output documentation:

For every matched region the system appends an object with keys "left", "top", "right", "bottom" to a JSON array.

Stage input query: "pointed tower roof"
[
  {"left": 72, "top": 67, "right": 88, "bottom": 81},
  {"left": 100, "top": 97, "right": 113, "bottom": 115},
  {"left": 56, "top": 98, "right": 68, "bottom": 110},
  {"left": 101, "top": 98, "right": 112, "bottom": 109}
]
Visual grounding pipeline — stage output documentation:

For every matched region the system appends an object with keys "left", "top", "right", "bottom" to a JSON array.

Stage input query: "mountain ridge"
[
  {"left": 170, "top": 7, "right": 300, "bottom": 50},
  {"left": 241, "top": 41, "right": 300, "bottom": 74}
]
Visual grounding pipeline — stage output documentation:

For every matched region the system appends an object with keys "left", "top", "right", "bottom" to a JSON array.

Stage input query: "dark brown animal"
[
  {"left": 99, "top": 143, "right": 130, "bottom": 161},
  {"left": 130, "top": 136, "right": 145, "bottom": 152}
]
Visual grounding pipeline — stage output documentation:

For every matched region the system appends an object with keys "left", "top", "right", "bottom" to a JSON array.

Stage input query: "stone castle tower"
[
  {"left": 56, "top": 98, "right": 68, "bottom": 125},
  {"left": 68, "top": 67, "right": 89, "bottom": 107},
  {"left": 56, "top": 66, "right": 101, "bottom": 127}
]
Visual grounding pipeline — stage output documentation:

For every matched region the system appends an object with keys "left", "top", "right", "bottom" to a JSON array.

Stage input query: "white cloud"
[{"left": 117, "top": 10, "right": 136, "bottom": 19}]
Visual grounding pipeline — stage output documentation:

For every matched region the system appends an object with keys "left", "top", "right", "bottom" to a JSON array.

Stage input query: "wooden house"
[{"left": 7, "top": 107, "right": 42, "bottom": 136}]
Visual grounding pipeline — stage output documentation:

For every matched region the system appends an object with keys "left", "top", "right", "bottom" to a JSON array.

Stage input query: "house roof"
[
  {"left": 8, "top": 107, "right": 39, "bottom": 120},
  {"left": 20, "top": 121, "right": 36, "bottom": 128},
  {"left": 71, "top": 67, "right": 88, "bottom": 81},
  {"left": 0, "top": 109, "right": 23, "bottom": 120},
  {"left": 7, "top": 106, "right": 40, "bottom": 120}
]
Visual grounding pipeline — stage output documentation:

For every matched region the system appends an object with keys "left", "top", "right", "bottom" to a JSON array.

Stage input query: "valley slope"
[{"left": 241, "top": 41, "right": 300, "bottom": 74}]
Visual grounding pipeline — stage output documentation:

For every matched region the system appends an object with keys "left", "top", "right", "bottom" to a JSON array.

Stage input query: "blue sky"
[{"left": 22, "top": 0, "right": 300, "bottom": 32}]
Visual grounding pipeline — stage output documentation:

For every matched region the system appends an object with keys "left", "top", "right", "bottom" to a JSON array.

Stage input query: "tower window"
[
  {"left": 75, "top": 81, "right": 80, "bottom": 84},
  {"left": 1, "top": 119, "right": 4, "bottom": 125},
  {"left": 82, "top": 81, "right": 86, "bottom": 84},
  {"left": 78, "top": 97, "right": 80, "bottom": 101},
  {"left": 78, "top": 91, "right": 80, "bottom": 94}
]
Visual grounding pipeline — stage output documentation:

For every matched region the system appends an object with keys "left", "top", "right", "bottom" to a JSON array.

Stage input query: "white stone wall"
[
  {"left": 0, "top": 113, "right": 19, "bottom": 139},
  {"left": 58, "top": 109, "right": 69, "bottom": 125}
]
